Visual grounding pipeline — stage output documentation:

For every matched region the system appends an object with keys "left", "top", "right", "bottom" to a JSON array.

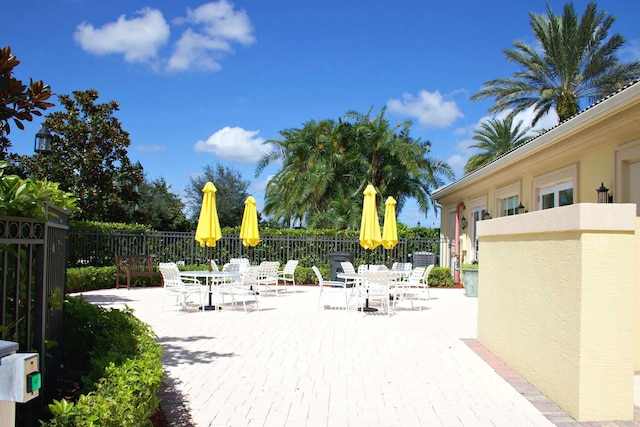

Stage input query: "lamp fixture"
[
  {"left": 460, "top": 216, "right": 467, "bottom": 230},
  {"left": 482, "top": 211, "right": 491, "bottom": 220},
  {"left": 596, "top": 182, "right": 610, "bottom": 204},
  {"left": 34, "top": 124, "right": 52, "bottom": 154},
  {"left": 517, "top": 202, "right": 526, "bottom": 214}
]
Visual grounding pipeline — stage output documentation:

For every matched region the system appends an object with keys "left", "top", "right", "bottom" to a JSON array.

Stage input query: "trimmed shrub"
[
  {"left": 42, "top": 296, "right": 163, "bottom": 426},
  {"left": 428, "top": 267, "right": 454, "bottom": 287}
]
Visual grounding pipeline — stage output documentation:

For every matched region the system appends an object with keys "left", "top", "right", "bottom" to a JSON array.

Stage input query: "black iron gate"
[{"left": 0, "top": 205, "right": 68, "bottom": 425}]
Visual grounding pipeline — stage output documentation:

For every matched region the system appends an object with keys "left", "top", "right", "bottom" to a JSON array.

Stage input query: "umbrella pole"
[{"left": 360, "top": 249, "right": 377, "bottom": 312}]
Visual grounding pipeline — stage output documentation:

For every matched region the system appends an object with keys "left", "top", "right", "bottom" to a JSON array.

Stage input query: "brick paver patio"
[{"left": 78, "top": 285, "right": 640, "bottom": 426}]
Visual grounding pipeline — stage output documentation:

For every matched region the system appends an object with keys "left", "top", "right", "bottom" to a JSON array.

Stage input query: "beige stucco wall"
[
  {"left": 636, "top": 218, "right": 640, "bottom": 371},
  {"left": 477, "top": 203, "right": 636, "bottom": 422}
]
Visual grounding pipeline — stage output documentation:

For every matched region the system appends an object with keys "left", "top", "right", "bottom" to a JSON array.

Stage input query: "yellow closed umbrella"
[
  {"left": 195, "top": 182, "right": 222, "bottom": 248},
  {"left": 381, "top": 196, "right": 398, "bottom": 249},
  {"left": 359, "top": 184, "right": 382, "bottom": 250},
  {"left": 239, "top": 195, "right": 260, "bottom": 247}
]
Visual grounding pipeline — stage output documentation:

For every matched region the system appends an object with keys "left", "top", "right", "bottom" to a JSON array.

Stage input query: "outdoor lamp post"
[
  {"left": 34, "top": 124, "right": 52, "bottom": 153},
  {"left": 596, "top": 183, "right": 610, "bottom": 204}
]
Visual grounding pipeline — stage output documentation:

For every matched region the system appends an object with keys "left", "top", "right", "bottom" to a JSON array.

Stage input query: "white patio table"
[{"left": 179, "top": 270, "right": 240, "bottom": 311}]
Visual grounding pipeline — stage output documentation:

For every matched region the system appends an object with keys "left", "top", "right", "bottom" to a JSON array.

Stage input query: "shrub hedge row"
[
  {"left": 42, "top": 297, "right": 164, "bottom": 426},
  {"left": 66, "top": 264, "right": 454, "bottom": 294}
]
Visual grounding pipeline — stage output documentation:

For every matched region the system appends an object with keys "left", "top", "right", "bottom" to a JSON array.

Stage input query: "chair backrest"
[
  {"left": 362, "top": 270, "right": 392, "bottom": 287},
  {"left": 423, "top": 264, "right": 435, "bottom": 284},
  {"left": 223, "top": 263, "right": 240, "bottom": 273},
  {"left": 242, "top": 266, "right": 260, "bottom": 286},
  {"left": 210, "top": 259, "right": 219, "bottom": 271},
  {"left": 159, "top": 262, "right": 182, "bottom": 288},
  {"left": 230, "top": 258, "right": 250, "bottom": 273},
  {"left": 341, "top": 262, "right": 356, "bottom": 274},
  {"left": 283, "top": 260, "right": 299, "bottom": 274},
  {"left": 407, "top": 267, "right": 426, "bottom": 286},
  {"left": 369, "top": 264, "right": 389, "bottom": 271},
  {"left": 391, "top": 262, "right": 412, "bottom": 271},
  {"left": 312, "top": 266, "right": 325, "bottom": 286},
  {"left": 357, "top": 264, "right": 368, "bottom": 273},
  {"left": 259, "top": 261, "right": 280, "bottom": 279}
]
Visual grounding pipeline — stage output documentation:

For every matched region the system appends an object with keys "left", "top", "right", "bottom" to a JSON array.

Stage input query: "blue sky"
[{"left": 4, "top": 0, "right": 640, "bottom": 227}]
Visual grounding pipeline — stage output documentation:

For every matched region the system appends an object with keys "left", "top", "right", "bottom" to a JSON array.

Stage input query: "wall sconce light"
[
  {"left": 596, "top": 182, "right": 610, "bottom": 204},
  {"left": 34, "top": 124, "right": 52, "bottom": 154},
  {"left": 483, "top": 211, "right": 491, "bottom": 220},
  {"left": 460, "top": 216, "right": 467, "bottom": 230},
  {"left": 517, "top": 202, "right": 526, "bottom": 214}
]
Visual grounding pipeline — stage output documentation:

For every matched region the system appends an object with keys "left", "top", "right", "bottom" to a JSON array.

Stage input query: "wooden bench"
[{"left": 115, "top": 255, "right": 161, "bottom": 289}]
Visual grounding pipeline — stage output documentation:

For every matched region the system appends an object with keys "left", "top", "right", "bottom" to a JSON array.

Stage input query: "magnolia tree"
[{"left": 0, "top": 46, "right": 54, "bottom": 157}]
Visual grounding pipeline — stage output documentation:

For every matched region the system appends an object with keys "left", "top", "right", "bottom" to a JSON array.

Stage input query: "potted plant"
[{"left": 460, "top": 261, "right": 478, "bottom": 297}]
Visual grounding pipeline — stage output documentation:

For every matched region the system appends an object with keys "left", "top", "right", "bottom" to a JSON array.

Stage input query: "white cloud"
[
  {"left": 182, "top": 0, "right": 255, "bottom": 44},
  {"left": 136, "top": 144, "right": 167, "bottom": 152},
  {"left": 167, "top": 28, "right": 230, "bottom": 71},
  {"left": 387, "top": 90, "right": 463, "bottom": 128},
  {"left": 621, "top": 39, "right": 640, "bottom": 61},
  {"left": 250, "top": 174, "right": 274, "bottom": 193},
  {"left": 74, "top": 1, "right": 255, "bottom": 73},
  {"left": 446, "top": 106, "right": 560, "bottom": 179},
  {"left": 491, "top": 106, "right": 559, "bottom": 134},
  {"left": 74, "top": 8, "right": 169, "bottom": 63},
  {"left": 193, "top": 126, "right": 271, "bottom": 163},
  {"left": 168, "top": 0, "right": 255, "bottom": 72},
  {"left": 446, "top": 152, "right": 470, "bottom": 178}
]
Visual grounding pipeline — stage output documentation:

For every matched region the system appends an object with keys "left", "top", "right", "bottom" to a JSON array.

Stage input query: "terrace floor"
[{"left": 77, "top": 285, "right": 640, "bottom": 427}]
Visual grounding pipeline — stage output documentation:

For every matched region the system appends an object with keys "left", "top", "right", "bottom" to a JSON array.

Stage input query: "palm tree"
[
  {"left": 344, "top": 107, "right": 454, "bottom": 217},
  {"left": 471, "top": 2, "right": 640, "bottom": 126},
  {"left": 464, "top": 116, "right": 531, "bottom": 174},
  {"left": 256, "top": 108, "right": 454, "bottom": 229}
]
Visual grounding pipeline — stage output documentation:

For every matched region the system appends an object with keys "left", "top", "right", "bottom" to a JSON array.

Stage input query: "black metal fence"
[
  {"left": 68, "top": 229, "right": 442, "bottom": 268},
  {"left": 0, "top": 206, "right": 68, "bottom": 425}
]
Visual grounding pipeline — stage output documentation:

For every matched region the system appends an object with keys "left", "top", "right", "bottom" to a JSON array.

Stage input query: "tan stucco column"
[{"left": 477, "top": 203, "right": 636, "bottom": 422}]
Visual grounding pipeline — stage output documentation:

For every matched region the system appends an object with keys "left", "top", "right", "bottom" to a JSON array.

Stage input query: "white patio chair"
[
  {"left": 222, "top": 262, "right": 240, "bottom": 273},
  {"left": 277, "top": 260, "right": 299, "bottom": 293},
  {"left": 341, "top": 261, "right": 356, "bottom": 275},
  {"left": 394, "top": 265, "right": 433, "bottom": 311},
  {"left": 256, "top": 261, "right": 280, "bottom": 295},
  {"left": 159, "top": 262, "right": 207, "bottom": 312},
  {"left": 340, "top": 261, "right": 359, "bottom": 288},
  {"left": 361, "top": 270, "right": 393, "bottom": 316},
  {"left": 391, "top": 262, "right": 412, "bottom": 271},
  {"left": 209, "top": 259, "right": 219, "bottom": 271},
  {"left": 392, "top": 266, "right": 425, "bottom": 308},
  {"left": 218, "top": 266, "right": 260, "bottom": 312},
  {"left": 229, "top": 257, "right": 250, "bottom": 273},
  {"left": 313, "top": 266, "right": 350, "bottom": 310}
]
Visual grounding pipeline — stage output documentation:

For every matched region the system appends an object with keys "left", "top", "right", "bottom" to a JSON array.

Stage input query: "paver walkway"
[{"left": 78, "top": 285, "right": 640, "bottom": 426}]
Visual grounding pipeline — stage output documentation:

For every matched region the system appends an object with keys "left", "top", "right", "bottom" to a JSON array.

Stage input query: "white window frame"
[
  {"left": 500, "top": 195, "right": 519, "bottom": 216},
  {"left": 471, "top": 207, "right": 486, "bottom": 262},
  {"left": 615, "top": 139, "right": 640, "bottom": 214},
  {"left": 532, "top": 164, "right": 578, "bottom": 212},
  {"left": 539, "top": 181, "right": 573, "bottom": 210},
  {"left": 494, "top": 181, "right": 521, "bottom": 218},
  {"left": 467, "top": 195, "right": 487, "bottom": 263}
]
